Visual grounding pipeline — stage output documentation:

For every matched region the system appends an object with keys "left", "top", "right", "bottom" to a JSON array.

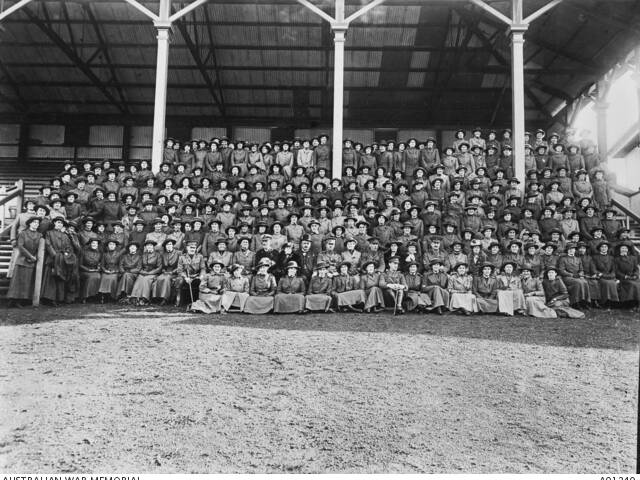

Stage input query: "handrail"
[
  {"left": 0, "top": 179, "right": 24, "bottom": 238},
  {"left": 0, "top": 179, "right": 24, "bottom": 208},
  {"left": 611, "top": 198, "right": 640, "bottom": 226},
  {"left": 612, "top": 183, "right": 640, "bottom": 199}
]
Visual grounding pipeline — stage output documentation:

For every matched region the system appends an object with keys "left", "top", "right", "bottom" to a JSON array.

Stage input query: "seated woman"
[
  {"left": 472, "top": 263, "right": 499, "bottom": 313},
  {"left": 152, "top": 238, "right": 180, "bottom": 306},
  {"left": 274, "top": 261, "right": 306, "bottom": 313},
  {"left": 520, "top": 266, "right": 557, "bottom": 318},
  {"left": 98, "top": 239, "right": 121, "bottom": 303},
  {"left": 590, "top": 241, "right": 620, "bottom": 306},
  {"left": 189, "top": 260, "right": 226, "bottom": 313},
  {"left": 614, "top": 244, "right": 640, "bottom": 311},
  {"left": 221, "top": 264, "right": 250, "bottom": 313},
  {"left": 379, "top": 256, "right": 408, "bottom": 314},
  {"left": 496, "top": 261, "right": 527, "bottom": 316},
  {"left": 447, "top": 262, "right": 477, "bottom": 315},
  {"left": 79, "top": 238, "right": 102, "bottom": 303},
  {"left": 130, "top": 239, "right": 161, "bottom": 306},
  {"left": 359, "top": 260, "right": 385, "bottom": 313},
  {"left": 404, "top": 261, "right": 431, "bottom": 312},
  {"left": 331, "top": 261, "right": 365, "bottom": 312},
  {"left": 542, "top": 266, "right": 584, "bottom": 318},
  {"left": 421, "top": 259, "right": 450, "bottom": 314},
  {"left": 305, "top": 262, "right": 334, "bottom": 313},
  {"left": 117, "top": 242, "right": 141, "bottom": 302},
  {"left": 6, "top": 215, "right": 42, "bottom": 308},
  {"left": 244, "top": 258, "right": 277, "bottom": 314},
  {"left": 556, "top": 242, "right": 590, "bottom": 307}
]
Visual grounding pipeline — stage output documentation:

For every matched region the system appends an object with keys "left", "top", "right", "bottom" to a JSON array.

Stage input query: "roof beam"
[
  {"left": 564, "top": 0, "right": 640, "bottom": 37},
  {"left": 0, "top": 61, "right": 594, "bottom": 75},
  {"left": 524, "top": 86, "right": 553, "bottom": 121},
  {"left": 0, "top": 41, "right": 495, "bottom": 52},
  {"left": 0, "top": 60, "right": 28, "bottom": 111},
  {"left": 174, "top": 15, "right": 226, "bottom": 117},
  {"left": 22, "top": 7, "right": 128, "bottom": 114},
  {"left": 83, "top": 3, "right": 130, "bottom": 114},
  {"left": 0, "top": 80, "right": 518, "bottom": 92}
]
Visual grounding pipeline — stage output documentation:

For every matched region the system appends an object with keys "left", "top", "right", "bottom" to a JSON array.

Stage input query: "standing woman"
[
  {"left": 98, "top": 239, "right": 121, "bottom": 303},
  {"left": 221, "top": 264, "right": 250, "bottom": 313},
  {"left": 130, "top": 239, "right": 161, "bottom": 305},
  {"left": 152, "top": 238, "right": 180, "bottom": 305},
  {"left": 614, "top": 244, "right": 640, "bottom": 311},
  {"left": 117, "top": 242, "right": 142, "bottom": 302},
  {"left": 274, "top": 261, "right": 307, "bottom": 313},
  {"left": 276, "top": 142, "right": 295, "bottom": 178},
  {"left": 6, "top": 216, "right": 42, "bottom": 308},
  {"left": 79, "top": 238, "right": 102, "bottom": 303},
  {"left": 230, "top": 140, "right": 249, "bottom": 176},
  {"left": 245, "top": 258, "right": 277, "bottom": 314},
  {"left": 41, "top": 217, "right": 79, "bottom": 306}
]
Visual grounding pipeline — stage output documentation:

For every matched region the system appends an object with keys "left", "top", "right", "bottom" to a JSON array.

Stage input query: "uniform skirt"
[
  {"left": 244, "top": 295, "right": 274, "bottom": 314},
  {"left": 598, "top": 278, "right": 619, "bottom": 302},
  {"left": 332, "top": 290, "right": 365, "bottom": 307},
  {"left": 422, "top": 286, "right": 449, "bottom": 310},
  {"left": 304, "top": 294, "right": 332, "bottom": 312},
  {"left": 619, "top": 279, "right": 640, "bottom": 302},
  {"left": 118, "top": 272, "right": 138, "bottom": 296},
  {"left": 363, "top": 286, "right": 384, "bottom": 310},
  {"left": 549, "top": 298, "right": 585, "bottom": 318},
  {"left": 189, "top": 292, "right": 222, "bottom": 313},
  {"left": 221, "top": 291, "right": 250, "bottom": 311},
  {"left": 274, "top": 293, "right": 305, "bottom": 313},
  {"left": 405, "top": 290, "right": 432, "bottom": 311},
  {"left": 585, "top": 278, "right": 601, "bottom": 301},
  {"left": 80, "top": 271, "right": 102, "bottom": 299},
  {"left": 99, "top": 273, "right": 119, "bottom": 298},
  {"left": 449, "top": 292, "right": 478, "bottom": 312},
  {"left": 130, "top": 274, "right": 157, "bottom": 300},
  {"left": 562, "top": 277, "right": 590, "bottom": 305},
  {"left": 152, "top": 273, "right": 177, "bottom": 300},
  {"left": 476, "top": 296, "right": 499, "bottom": 313},
  {"left": 497, "top": 289, "right": 526, "bottom": 315},
  {"left": 524, "top": 295, "right": 557, "bottom": 318},
  {"left": 6, "top": 264, "right": 35, "bottom": 300}
]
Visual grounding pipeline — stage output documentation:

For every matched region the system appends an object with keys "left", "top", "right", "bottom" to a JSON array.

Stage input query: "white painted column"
[
  {"left": 332, "top": 25, "right": 347, "bottom": 177},
  {"left": 510, "top": 26, "right": 527, "bottom": 184},
  {"left": 594, "top": 100, "right": 608, "bottom": 162},
  {"left": 151, "top": 0, "right": 172, "bottom": 172}
]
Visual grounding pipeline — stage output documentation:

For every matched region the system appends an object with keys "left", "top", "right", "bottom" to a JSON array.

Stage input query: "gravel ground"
[{"left": 0, "top": 305, "right": 637, "bottom": 473}]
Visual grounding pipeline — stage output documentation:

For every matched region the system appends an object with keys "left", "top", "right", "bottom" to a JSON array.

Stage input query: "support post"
[
  {"left": 510, "top": 25, "right": 527, "bottom": 184},
  {"left": 150, "top": 0, "right": 172, "bottom": 173},
  {"left": 332, "top": 25, "right": 347, "bottom": 177},
  {"left": 594, "top": 83, "right": 609, "bottom": 162}
]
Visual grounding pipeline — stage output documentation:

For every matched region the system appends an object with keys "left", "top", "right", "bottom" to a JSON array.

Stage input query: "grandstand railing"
[{"left": 0, "top": 179, "right": 24, "bottom": 237}]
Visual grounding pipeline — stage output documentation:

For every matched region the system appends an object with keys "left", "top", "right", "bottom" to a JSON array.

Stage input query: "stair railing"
[
  {"left": 0, "top": 180, "right": 24, "bottom": 237},
  {"left": 610, "top": 198, "right": 640, "bottom": 255}
]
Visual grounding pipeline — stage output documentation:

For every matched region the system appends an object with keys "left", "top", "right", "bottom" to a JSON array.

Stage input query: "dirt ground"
[{"left": 0, "top": 304, "right": 637, "bottom": 473}]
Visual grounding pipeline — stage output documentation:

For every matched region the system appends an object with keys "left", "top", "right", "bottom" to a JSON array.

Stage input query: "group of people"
[{"left": 5, "top": 127, "right": 640, "bottom": 317}]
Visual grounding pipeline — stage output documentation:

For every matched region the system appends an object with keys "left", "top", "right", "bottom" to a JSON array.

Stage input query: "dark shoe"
[
  {"left": 159, "top": 299, "right": 167, "bottom": 306},
  {"left": 436, "top": 306, "right": 443, "bottom": 315}
]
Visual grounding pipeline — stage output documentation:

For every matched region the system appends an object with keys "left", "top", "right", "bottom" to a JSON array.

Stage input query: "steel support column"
[
  {"left": 511, "top": 26, "right": 527, "bottom": 183},
  {"left": 331, "top": 0, "right": 347, "bottom": 176},
  {"left": 151, "top": 18, "right": 171, "bottom": 172}
]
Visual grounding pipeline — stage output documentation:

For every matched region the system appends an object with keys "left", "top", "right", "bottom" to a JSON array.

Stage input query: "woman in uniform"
[{"left": 6, "top": 216, "right": 42, "bottom": 308}]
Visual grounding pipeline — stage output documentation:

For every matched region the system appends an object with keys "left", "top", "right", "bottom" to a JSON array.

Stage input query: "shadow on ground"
[{"left": 1, "top": 302, "right": 638, "bottom": 351}]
